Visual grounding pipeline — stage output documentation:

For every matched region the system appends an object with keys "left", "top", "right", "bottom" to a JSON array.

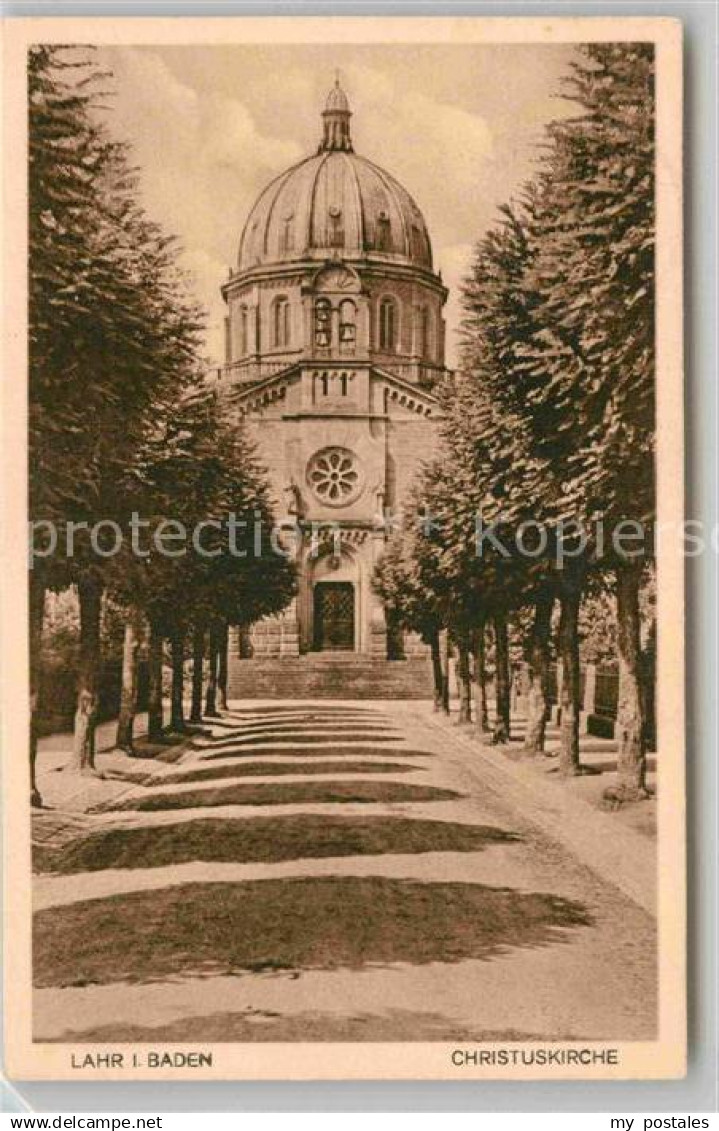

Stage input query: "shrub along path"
[{"left": 32, "top": 700, "right": 657, "bottom": 1044}]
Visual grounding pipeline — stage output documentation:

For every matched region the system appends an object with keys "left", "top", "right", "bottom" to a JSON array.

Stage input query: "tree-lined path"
[{"left": 33, "top": 701, "right": 656, "bottom": 1044}]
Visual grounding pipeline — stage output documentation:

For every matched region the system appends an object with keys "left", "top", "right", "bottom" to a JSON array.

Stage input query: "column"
[{"left": 251, "top": 301, "right": 261, "bottom": 358}]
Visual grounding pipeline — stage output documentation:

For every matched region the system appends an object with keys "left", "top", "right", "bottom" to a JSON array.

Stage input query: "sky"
[{"left": 98, "top": 43, "right": 579, "bottom": 368}]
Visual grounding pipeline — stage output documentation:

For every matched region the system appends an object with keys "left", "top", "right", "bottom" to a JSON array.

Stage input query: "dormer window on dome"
[
  {"left": 280, "top": 213, "right": 294, "bottom": 253},
  {"left": 376, "top": 210, "right": 391, "bottom": 252}
]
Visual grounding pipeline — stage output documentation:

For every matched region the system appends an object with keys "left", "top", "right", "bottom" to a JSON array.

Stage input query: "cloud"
[
  {"left": 196, "top": 91, "right": 301, "bottom": 176},
  {"left": 435, "top": 243, "right": 475, "bottom": 368},
  {"left": 181, "top": 248, "right": 228, "bottom": 366},
  {"left": 97, "top": 48, "right": 303, "bottom": 362},
  {"left": 343, "top": 63, "right": 494, "bottom": 250}
]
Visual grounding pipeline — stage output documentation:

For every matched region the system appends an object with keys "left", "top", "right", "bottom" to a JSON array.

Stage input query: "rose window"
[{"left": 307, "top": 447, "right": 361, "bottom": 506}]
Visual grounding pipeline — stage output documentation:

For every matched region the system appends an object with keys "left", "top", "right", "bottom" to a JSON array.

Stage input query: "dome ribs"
[
  {"left": 237, "top": 157, "right": 312, "bottom": 269},
  {"left": 362, "top": 157, "right": 412, "bottom": 264},
  {"left": 234, "top": 89, "right": 433, "bottom": 272},
  {"left": 263, "top": 162, "right": 305, "bottom": 262},
  {"left": 307, "top": 152, "right": 331, "bottom": 252},
  {"left": 341, "top": 150, "right": 366, "bottom": 257},
  {"left": 236, "top": 153, "right": 432, "bottom": 271}
]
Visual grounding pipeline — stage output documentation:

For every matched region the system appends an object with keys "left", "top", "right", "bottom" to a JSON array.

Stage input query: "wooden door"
[{"left": 313, "top": 582, "right": 355, "bottom": 651}]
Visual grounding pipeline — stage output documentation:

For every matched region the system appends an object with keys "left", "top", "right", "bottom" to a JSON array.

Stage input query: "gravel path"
[{"left": 32, "top": 700, "right": 657, "bottom": 1043}]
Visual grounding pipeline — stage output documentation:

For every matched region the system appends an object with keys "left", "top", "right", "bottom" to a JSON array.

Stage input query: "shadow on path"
[
  {"left": 201, "top": 743, "right": 418, "bottom": 761},
  {"left": 157, "top": 760, "right": 420, "bottom": 785},
  {"left": 45, "top": 1010, "right": 570, "bottom": 1044},
  {"left": 99, "top": 780, "right": 463, "bottom": 813},
  {"left": 34, "top": 875, "right": 592, "bottom": 987},
  {"left": 199, "top": 733, "right": 404, "bottom": 750},
  {"left": 35, "top": 814, "right": 520, "bottom": 874},
  {"left": 222, "top": 706, "right": 383, "bottom": 716},
  {"left": 203, "top": 724, "right": 401, "bottom": 740}
]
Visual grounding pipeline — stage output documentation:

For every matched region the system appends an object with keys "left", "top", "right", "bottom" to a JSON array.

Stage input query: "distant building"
[{"left": 219, "top": 80, "right": 448, "bottom": 672}]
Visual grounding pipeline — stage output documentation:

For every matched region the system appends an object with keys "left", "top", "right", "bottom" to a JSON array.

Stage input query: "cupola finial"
[{"left": 319, "top": 74, "right": 353, "bottom": 153}]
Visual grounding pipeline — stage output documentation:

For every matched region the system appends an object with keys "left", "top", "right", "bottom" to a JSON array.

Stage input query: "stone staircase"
[{"left": 227, "top": 654, "right": 434, "bottom": 700}]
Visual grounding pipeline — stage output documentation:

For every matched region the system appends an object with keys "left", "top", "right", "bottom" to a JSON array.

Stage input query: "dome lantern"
[{"left": 319, "top": 76, "right": 353, "bottom": 153}]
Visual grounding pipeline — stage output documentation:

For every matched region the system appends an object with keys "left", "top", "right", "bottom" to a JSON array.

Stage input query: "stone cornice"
[
  {"left": 222, "top": 255, "right": 448, "bottom": 303},
  {"left": 374, "top": 366, "right": 445, "bottom": 416},
  {"left": 226, "top": 361, "right": 445, "bottom": 421}
]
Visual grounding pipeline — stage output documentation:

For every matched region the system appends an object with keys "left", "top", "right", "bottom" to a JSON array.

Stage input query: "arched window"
[
  {"left": 339, "top": 299, "right": 356, "bottom": 349},
  {"left": 272, "top": 296, "right": 290, "bottom": 349},
  {"left": 379, "top": 297, "right": 397, "bottom": 352},
  {"left": 239, "top": 305, "right": 248, "bottom": 356},
  {"left": 340, "top": 373, "right": 348, "bottom": 396},
  {"left": 315, "top": 298, "right": 332, "bottom": 348}
]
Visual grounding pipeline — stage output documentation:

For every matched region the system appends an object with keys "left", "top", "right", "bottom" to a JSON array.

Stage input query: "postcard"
[{"left": 2, "top": 15, "right": 684, "bottom": 1080}]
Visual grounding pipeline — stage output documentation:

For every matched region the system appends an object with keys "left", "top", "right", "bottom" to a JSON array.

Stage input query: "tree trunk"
[
  {"left": 611, "top": 561, "right": 649, "bottom": 801},
  {"left": 169, "top": 625, "right": 186, "bottom": 733},
  {"left": 147, "top": 620, "right": 164, "bottom": 741},
  {"left": 204, "top": 622, "right": 220, "bottom": 717},
  {"left": 492, "top": 611, "right": 511, "bottom": 744},
  {"left": 72, "top": 574, "right": 103, "bottom": 775},
  {"left": 116, "top": 609, "right": 143, "bottom": 752},
  {"left": 217, "top": 621, "right": 229, "bottom": 711},
  {"left": 523, "top": 589, "right": 554, "bottom": 755},
  {"left": 189, "top": 620, "right": 205, "bottom": 724},
  {"left": 643, "top": 619, "right": 657, "bottom": 750},
  {"left": 558, "top": 576, "right": 582, "bottom": 776},
  {"left": 29, "top": 571, "right": 46, "bottom": 807},
  {"left": 439, "top": 629, "right": 451, "bottom": 714},
  {"left": 429, "top": 629, "right": 444, "bottom": 711},
  {"left": 456, "top": 636, "right": 472, "bottom": 723},
  {"left": 472, "top": 616, "right": 490, "bottom": 736}
]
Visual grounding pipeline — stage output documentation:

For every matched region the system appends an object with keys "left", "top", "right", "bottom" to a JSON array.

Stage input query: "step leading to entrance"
[{"left": 227, "top": 656, "right": 434, "bottom": 700}]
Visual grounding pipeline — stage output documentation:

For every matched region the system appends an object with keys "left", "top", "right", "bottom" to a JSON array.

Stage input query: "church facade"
[{"left": 219, "top": 81, "right": 448, "bottom": 666}]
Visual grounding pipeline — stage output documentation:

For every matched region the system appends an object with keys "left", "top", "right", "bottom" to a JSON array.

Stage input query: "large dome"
[{"left": 237, "top": 81, "right": 433, "bottom": 273}]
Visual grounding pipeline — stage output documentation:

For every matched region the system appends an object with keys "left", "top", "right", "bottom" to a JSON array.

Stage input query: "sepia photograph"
[{"left": 2, "top": 16, "right": 684, "bottom": 1081}]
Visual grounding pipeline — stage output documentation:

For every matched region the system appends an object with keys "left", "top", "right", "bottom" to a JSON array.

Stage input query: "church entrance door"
[{"left": 313, "top": 582, "right": 355, "bottom": 651}]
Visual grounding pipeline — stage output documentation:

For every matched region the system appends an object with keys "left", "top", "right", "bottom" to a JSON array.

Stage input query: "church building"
[{"left": 220, "top": 81, "right": 448, "bottom": 692}]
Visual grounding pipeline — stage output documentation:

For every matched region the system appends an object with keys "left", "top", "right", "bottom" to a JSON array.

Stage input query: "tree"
[
  {"left": 517, "top": 44, "right": 656, "bottom": 797},
  {"left": 373, "top": 533, "right": 445, "bottom": 710},
  {"left": 459, "top": 199, "right": 584, "bottom": 765},
  {"left": 29, "top": 46, "right": 205, "bottom": 790},
  {"left": 471, "top": 614, "right": 491, "bottom": 734},
  {"left": 108, "top": 388, "right": 296, "bottom": 749},
  {"left": 379, "top": 396, "right": 529, "bottom": 745},
  {"left": 459, "top": 43, "right": 655, "bottom": 784},
  {"left": 522, "top": 585, "right": 555, "bottom": 755}
]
